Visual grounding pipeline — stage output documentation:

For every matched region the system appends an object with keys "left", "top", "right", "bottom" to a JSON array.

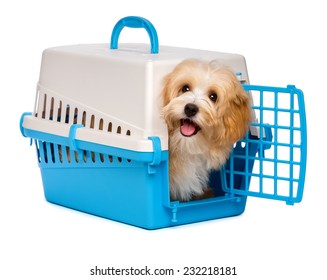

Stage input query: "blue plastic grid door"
[{"left": 222, "top": 85, "right": 307, "bottom": 205}]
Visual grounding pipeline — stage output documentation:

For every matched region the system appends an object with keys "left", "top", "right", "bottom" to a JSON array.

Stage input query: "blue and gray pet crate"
[{"left": 20, "top": 17, "right": 307, "bottom": 229}]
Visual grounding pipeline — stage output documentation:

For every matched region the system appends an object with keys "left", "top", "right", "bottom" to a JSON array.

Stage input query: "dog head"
[{"left": 161, "top": 59, "right": 251, "bottom": 154}]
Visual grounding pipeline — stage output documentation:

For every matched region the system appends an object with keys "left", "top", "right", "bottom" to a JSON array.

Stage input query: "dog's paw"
[{"left": 192, "top": 188, "right": 215, "bottom": 201}]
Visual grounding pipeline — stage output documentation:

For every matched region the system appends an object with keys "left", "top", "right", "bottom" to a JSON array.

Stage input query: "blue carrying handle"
[{"left": 110, "top": 16, "right": 159, "bottom": 54}]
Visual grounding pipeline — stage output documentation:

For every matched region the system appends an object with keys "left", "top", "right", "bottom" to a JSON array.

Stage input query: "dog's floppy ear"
[
  {"left": 222, "top": 86, "right": 251, "bottom": 144},
  {"left": 161, "top": 74, "right": 172, "bottom": 107}
]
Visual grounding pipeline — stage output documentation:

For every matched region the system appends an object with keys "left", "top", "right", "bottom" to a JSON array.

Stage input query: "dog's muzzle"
[{"left": 180, "top": 104, "right": 200, "bottom": 137}]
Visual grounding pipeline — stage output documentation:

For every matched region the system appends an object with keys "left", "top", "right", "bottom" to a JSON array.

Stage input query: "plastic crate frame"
[{"left": 19, "top": 16, "right": 307, "bottom": 229}]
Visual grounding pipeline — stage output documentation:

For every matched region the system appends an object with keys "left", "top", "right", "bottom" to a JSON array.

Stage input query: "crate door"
[{"left": 222, "top": 85, "right": 307, "bottom": 205}]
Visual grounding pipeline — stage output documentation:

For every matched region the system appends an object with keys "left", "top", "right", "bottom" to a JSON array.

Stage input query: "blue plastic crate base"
[{"left": 35, "top": 139, "right": 252, "bottom": 229}]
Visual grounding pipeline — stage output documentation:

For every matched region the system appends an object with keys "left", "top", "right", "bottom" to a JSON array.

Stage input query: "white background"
[{"left": 1, "top": 0, "right": 325, "bottom": 279}]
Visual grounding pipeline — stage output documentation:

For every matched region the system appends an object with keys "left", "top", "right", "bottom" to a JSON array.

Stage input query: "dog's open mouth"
[{"left": 180, "top": 119, "right": 201, "bottom": 137}]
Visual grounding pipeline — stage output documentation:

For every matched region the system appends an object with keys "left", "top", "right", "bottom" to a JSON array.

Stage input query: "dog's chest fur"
[{"left": 169, "top": 147, "right": 212, "bottom": 201}]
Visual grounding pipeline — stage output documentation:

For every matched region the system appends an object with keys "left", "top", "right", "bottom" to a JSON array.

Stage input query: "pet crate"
[{"left": 20, "top": 16, "right": 307, "bottom": 229}]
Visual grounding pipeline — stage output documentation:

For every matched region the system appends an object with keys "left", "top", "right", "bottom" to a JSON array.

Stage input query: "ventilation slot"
[
  {"left": 90, "top": 115, "right": 96, "bottom": 162},
  {"left": 82, "top": 111, "right": 87, "bottom": 126},
  {"left": 57, "top": 101, "right": 62, "bottom": 122},
  {"left": 49, "top": 97, "right": 54, "bottom": 120},
  {"left": 99, "top": 119, "right": 105, "bottom": 162},
  {"left": 42, "top": 94, "right": 47, "bottom": 119},
  {"left": 73, "top": 108, "right": 78, "bottom": 124},
  {"left": 58, "top": 145, "right": 63, "bottom": 163}
]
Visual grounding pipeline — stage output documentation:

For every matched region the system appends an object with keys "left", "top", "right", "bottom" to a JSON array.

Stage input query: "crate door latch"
[{"left": 147, "top": 136, "right": 162, "bottom": 174}]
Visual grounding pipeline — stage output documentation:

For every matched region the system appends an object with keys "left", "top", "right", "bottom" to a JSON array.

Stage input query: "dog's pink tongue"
[{"left": 181, "top": 121, "right": 196, "bottom": 136}]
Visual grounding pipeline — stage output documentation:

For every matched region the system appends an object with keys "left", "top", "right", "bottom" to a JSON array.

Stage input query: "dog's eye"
[
  {"left": 209, "top": 92, "right": 218, "bottom": 102},
  {"left": 181, "top": 85, "right": 190, "bottom": 93}
]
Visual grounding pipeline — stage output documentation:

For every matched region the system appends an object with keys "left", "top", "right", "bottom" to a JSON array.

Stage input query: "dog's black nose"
[{"left": 184, "top": 103, "right": 199, "bottom": 117}]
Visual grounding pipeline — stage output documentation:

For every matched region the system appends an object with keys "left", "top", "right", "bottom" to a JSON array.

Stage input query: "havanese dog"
[{"left": 161, "top": 59, "right": 251, "bottom": 201}]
